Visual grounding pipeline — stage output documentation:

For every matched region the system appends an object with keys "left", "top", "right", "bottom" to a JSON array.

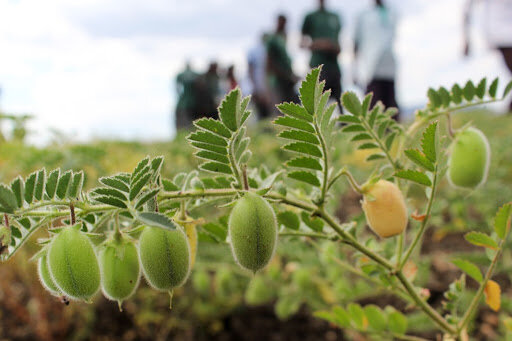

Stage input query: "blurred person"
[
  {"left": 248, "top": 33, "right": 272, "bottom": 119},
  {"left": 226, "top": 65, "right": 238, "bottom": 91},
  {"left": 354, "top": 0, "right": 400, "bottom": 120},
  {"left": 174, "top": 62, "right": 199, "bottom": 129},
  {"left": 196, "top": 62, "right": 221, "bottom": 119},
  {"left": 464, "top": 0, "right": 512, "bottom": 112},
  {"left": 301, "top": 0, "right": 343, "bottom": 109},
  {"left": 266, "top": 14, "right": 299, "bottom": 106}
]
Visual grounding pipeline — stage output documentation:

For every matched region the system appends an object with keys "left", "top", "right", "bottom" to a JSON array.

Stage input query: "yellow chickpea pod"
[{"left": 361, "top": 180, "right": 408, "bottom": 238}]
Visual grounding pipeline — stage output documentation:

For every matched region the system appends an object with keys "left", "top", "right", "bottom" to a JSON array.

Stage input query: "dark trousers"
[
  {"left": 366, "top": 79, "right": 399, "bottom": 121},
  {"left": 319, "top": 66, "right": 342, "bottom": 101}
]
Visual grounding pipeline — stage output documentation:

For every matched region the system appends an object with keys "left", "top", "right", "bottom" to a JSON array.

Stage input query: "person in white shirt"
[
  {"left": 465, "top": 0, "right": 512, "bottom": 111},
  {"left": 354, "top": 0, "right": 399, "bottom": 120}
]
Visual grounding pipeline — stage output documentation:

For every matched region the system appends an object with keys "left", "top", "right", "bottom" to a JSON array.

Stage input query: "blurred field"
[{"left": 1, "top": 110, "right": 512, "bottom": 340}]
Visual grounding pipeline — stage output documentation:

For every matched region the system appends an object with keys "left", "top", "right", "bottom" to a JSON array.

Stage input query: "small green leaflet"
[
  {"left": 277, "top": 211, "right": 300, "bottom": 230},
  {"left": 341, "top": 92, "right": 363, "bottom": 116},
  {"left": 421, "top": 122, "right": 437, "bottom": 163},
  {"left": 288, "top": 171, "right": 320, "bottom": 187},
  {"left": 452, "top": 259, "right": 483, "bottom": 283},
  {"left": 388, "top": 310, "right": 408, "bottom": 335},
  {"left": 394, "top": 170, "right": 432, "bottom": 186},
  {"left": 46, "top": 169, "right": 60, "bottom": 199},
  {"left": 188, "top": 88, "right": 252, "bottom": 179},
  {"left": 201, "top": 222, "right": 227, "bottom": 241},
  {"left": 463, "top": 80, "right": 476, "bottom": 101},
  {"left": 404, "top": 149, "right": 434, "bottom": 171},
  {"left": 137, "top": 212, "right": 177, "bottom": 231},
  {"left": 488, "top": 78, "right": 498, "bottom": 98},
  {"left": 464, "top": 231, "right": 498, "bottom": 250},
  {"left": 427, "top": 88, "right": 441, "bottom": 109},
  {"left": 347, "top": 303, "right": 366, "bottom": 330},
  {"left": 503, "top": 80, "right": 512, "bottom": 98},
  {"left": 299, "top": 66, "right": 321, "bottom": 114},
  {"left": 364, "top": 305, "right": 387, "bottom": 332},
  {"left": 0, "top": 185, "right": 18, "bottom": 214},
  {"left": 494, "top": 202, "right": 512, "bottom": 239}
]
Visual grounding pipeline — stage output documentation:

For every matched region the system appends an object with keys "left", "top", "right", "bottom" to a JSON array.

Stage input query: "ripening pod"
[
  {"left": 362, "top": 180, "right": 408, "bottom": 238},
  {"left": 47, "top": 225, "right": 101, "bottom": 301},
  {"left": 99, "top": 236, "right": 140, "bottom": 308},
  {"left": 37, "top": 252, "right": 61, "bottom": 297},
  {"left": 228, "top": 192, "right": 278, "bottom": 272},
  {"left": 447, "top": 127, "right": 490, "bottom": 189},
  {"left": 138, "top": 226, "right": 191, "bottom": 291}
]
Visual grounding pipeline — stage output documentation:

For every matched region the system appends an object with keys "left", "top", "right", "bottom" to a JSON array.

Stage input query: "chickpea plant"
[{"left": 0, "top": 67, "right": 512, "bottom": 339}]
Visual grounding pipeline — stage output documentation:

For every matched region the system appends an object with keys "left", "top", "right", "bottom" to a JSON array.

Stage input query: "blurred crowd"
[{"left": 173, "top": 0, "right": 512, "bottom": 130}]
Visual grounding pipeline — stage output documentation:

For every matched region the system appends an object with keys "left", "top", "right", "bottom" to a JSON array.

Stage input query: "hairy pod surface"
[
  {"left": 228, "top": 192, "right": 278, "bottom": 272},
  {"left": 448, "top": 127, "right": 490, "bottom": 189},
  {"left": 47, "top": 226, "right": 100, "bottom": 301},
  {"left": 138, "top": 226, "right": 191, "bottom": 291},
  {"left": 37, "top": 252, "right": 61, "bottom": 296},
  {"left": 99, "top": 237, "right": 140, "bottom": 304},
  {"left": 362, "top": 180, "right": 408, "bottom": 238}
]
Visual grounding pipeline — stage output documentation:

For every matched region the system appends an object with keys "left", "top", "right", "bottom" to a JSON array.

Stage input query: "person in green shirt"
[
  {"left": 175, "top": 62, "right": 199, "bottom": 130},
  {"left": 266, "top": 14, "right": 299, "bottom": 105},
  {"left": 301, "top": 0, "right": 342, "bottom": 107}
]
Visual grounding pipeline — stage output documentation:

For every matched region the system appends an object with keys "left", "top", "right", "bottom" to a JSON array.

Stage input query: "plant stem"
[
  {"left": 392, "top": 333, "right": 431, "bottom": 341},
  {"left": 160, "top": 188, "right": 239, "bottom": 200},
  {"left": 315, "top": 205, "right": 455, "bottom": 335},
  {"left": 396, "top": 271, "right": 456, "bottom": 334},
  {"left": 316, "top": 207, "right": 394, "bottom": 270},
  {"left": 399, "top": 164, "right": 439, "bottom": 270},
  {"left": 241, "top": 164, "right": 249, "bottom": 191},
  {"left": 405, "top": 99, "right": 501, "bottom": 139},
  {"left": 359, "top": 115, "right": 400, "bottom": 170},
  {"left": 70, "top": 202, "right": 76, "bottom": 224},
  {"left": 314, "top": 121, "right": 330, "bottom": 205},
  {"left": 457, "top": 239, "right": 504, "bottom": 333},
  {"left": 396, "top": 230, "right": 404, "bottom": 267},
  {"left": 3, "top": 213, "right": 9, "bottom": 229},
  {"left": 279, "top": 231, "right": 338, "bottom": 240},
  {"left": 329, "top": 168, "right": 364, "bottom": 194},
  {"left": 307, "top": 238, "right": 411, "bottom": 302},
  {"left": 228, "top": 133, "right": 242, "bottom": 189}
]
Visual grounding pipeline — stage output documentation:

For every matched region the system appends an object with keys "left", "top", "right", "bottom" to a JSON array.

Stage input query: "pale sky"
[{"left": 0, "top": 0, "right": 510, "bottom": 145}]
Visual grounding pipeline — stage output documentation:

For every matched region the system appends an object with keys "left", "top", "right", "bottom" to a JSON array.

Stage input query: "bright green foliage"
[
  {"left": 275, "top": 66, "right": 337, "bottom": 188},
  {"left": 452, "top": 259, "right": 483, "bottom": 283},
  {"left": 228, "top": 192, "right": 278, "bottom": 272},
  {"left": 99, "top": 237, "right": 140, "bottom": 304},
  {"left": 448, "top": 127, "right": 490, "bottom": 189},
  {"left": 426, "top": 77, "right": 503, "bottom": 110},
  {"left": 92, "top": 156, "right": 162, "bottom": 211},
  {"left": 37, "top": 252, "right": 60, "bottom": 296},
  {"left": 139, "top": 226, "right": 190, "bottom": 291},
  {"left": 395, "top": 122, "right": 437, "bottom": 187},
  {"left": 187, "top": 89, "right": 252, "bottom": 184},
  {"left": 47, "top": 225, "right": 100, "bottom": 301},
  {"left": 340, "top": 91, "right": 402, "bottom": 166},
  {"left": 494, "top": 203, "right": 512, "bottom": 239}
]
